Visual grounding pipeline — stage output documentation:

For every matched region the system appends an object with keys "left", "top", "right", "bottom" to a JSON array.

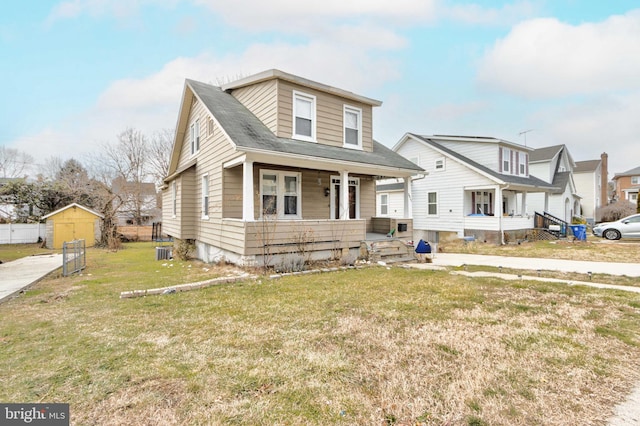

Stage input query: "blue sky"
[{"left": 2, "top": 0, "right": 639, "bottom": 175}]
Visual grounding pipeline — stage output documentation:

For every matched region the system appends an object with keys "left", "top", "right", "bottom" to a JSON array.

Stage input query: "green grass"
[
  {"left": 1, "top": 242, "right": 640, "bottom": 425},
  {"left": 0, "top": 243, "right": 55, "bottom": 262}
]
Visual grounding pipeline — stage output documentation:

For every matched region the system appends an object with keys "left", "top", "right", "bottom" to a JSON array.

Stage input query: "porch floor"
[{"left": 365, "top": 232, "right": 393, "bottom": 241}]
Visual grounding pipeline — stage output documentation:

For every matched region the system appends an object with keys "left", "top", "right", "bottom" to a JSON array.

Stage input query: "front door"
[{"left": 330, "top": 176, "right": 359, "bottom": 219}]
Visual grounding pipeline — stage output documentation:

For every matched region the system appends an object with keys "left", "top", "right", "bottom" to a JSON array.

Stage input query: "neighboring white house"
[
  {"left": 375, "top": 179, "right": 407, "bottom": 218},
  {"left": 391, "top": 134, "right": 558, "bottom": 244},
  {"left": 573, "top": 153, "right": 608, "bottom": 225},
  {"left": 526, "top": 145, "right": 581, "bottom": 223}
]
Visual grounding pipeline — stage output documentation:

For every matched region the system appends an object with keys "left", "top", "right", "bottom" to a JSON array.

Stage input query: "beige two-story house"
[{"left": 161, "top": 70, "right": 422, "bottom": 266}]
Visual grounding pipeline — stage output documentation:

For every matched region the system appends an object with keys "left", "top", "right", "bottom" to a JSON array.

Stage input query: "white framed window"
[
  {"left": 343, "top": 105, "right": 362, "bottom": 149},
  {"left": 201, "top": 174, "right": 209, "bottom": 219},
  {"left": 473, "top": 191, "right": 493, "bottom": 215},
  {"left": 427, "top": 191, "right": 438, "bottom": 216},
  {"left": 380, "top": 194, "right": 388, "bottom": 216},
  {"left": 171, "top": 180, "right": 177, "bottom": 218},
  {"left": 293, "top": 91, "right": 316, "bottom": 142},
  {"left": 519, "top": 152, "right": 527, "bottom": 175},
  {"left": 190, "top": 120, "right": 200, "bottom": 154},
  {"left": 260, "top": 170, "right": 301, "bottom": 219},
  {"left": 630, "top": 192, "right": 638, "bottom": 202},
  {"left": 435, "top": 157, "right": 445, "bottom": 171},
  {"left": 632, "top": 176, "right": 640, "bottom": 185},
  {"left": 502, "top": 147, "right": 511, "bottom": 173}
]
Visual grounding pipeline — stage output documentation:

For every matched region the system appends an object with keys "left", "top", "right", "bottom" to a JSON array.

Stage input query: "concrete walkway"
[
  {"left": 0, "top": 254, "right": 63, "bottom": 303},
  {"left": 426, "top": 253, "right": 640, "bottom": 278}
]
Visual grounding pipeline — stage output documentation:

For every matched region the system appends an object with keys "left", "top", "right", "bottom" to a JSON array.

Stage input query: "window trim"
[
  {"left": 434, "top": 157, "right": 445, "bottom": 172},
  {"left": 201, "top": 174, "right": 209, "bottom": 219},
  {"left": 343, "top": 105, "right": 362, "bottom": 149},
  {"left": 292, "top": 91, "right": 316, "bottom": 142},
  {"left": 427, "top": 191, "right": 438, "bottom": 216},
  {"left": 330, "top": 176, "right": 360, "bottom": 220},
  {"left": 518, "top": 152, "right": 527, "bottom": 176},
  {"left": 190, "top": 120, "right": 200, "bottom": 155},
  {"left": 502, "top": 147, "right": 511, "bottom": 174},
  {"left": 379, "top": 193, "right": 389, "bottom": 216},
  {"left": 259, "top": 169, "right": 302, "bottom": 219},
  {"left": 632, "top": 176, "right": 640, "bottom": 185}
]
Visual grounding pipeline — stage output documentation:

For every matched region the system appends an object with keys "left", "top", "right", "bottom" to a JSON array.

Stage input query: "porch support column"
[
  {"left": 496, "top": 185, "right": 505, "bottom": 244},
  {"left": 341, "top": 170, "right": 349, "bottom": 220},
  {"left": 544, "top": 192, "right": 549, "bottom": 213},
  {"left": 521, "top": 191, "right": 528, "bottom": 215},
  {"left": 242, "top": 160, "right": 254, "bottom": 221},
  {"left": 403, "top": 178, "right": 411, "bottom": 219}
]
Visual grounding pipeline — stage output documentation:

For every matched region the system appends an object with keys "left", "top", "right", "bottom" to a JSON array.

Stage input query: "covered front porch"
[
  {"left": 462, "top": 183, "right": 550, "bottom": 243},
  {"left": 211, "top": 152, "right": 416, "bottom": 266}
]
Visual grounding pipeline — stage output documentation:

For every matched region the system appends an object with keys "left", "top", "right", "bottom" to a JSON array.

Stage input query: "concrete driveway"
[{"left": 0, "top": 254, "right": 63, "bottom": 303}]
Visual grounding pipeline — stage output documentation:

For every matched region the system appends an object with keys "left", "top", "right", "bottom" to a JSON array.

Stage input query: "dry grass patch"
[{"left": 2, "top": 243, "right": 640, "bottom": 425}]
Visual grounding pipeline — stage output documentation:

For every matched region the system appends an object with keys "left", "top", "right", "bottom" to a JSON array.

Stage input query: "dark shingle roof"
[
  {"left": 186, "top": 79, "right": 423, "bottom": 173},
  {"left": 376, "top": 182, "right": 405, "bottom": 192},
  {"left": 529, "top": 145, "right": 564, "bottom": 162},
  {"left": 551, "top": 171, "right": 572, "bottom": 194},
  {"left": 574, "top": 159, "right": 600, "bottom": 173},
  {"left": 411, "top": 134, "right": 558, "bottom": 190}
]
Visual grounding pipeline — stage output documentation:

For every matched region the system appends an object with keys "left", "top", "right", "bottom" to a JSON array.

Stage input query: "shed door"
[{"left": 54, "top": 223, "right": 74, "bottom": 249}]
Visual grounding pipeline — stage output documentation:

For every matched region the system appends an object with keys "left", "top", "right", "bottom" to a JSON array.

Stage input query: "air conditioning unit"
[{"left": 155, "top": 246, "right": 173, "bottom": 261}]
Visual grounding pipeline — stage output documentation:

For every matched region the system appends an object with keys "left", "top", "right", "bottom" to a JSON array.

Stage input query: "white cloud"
[
  {"left": 46, "top": 0, "right": 181, "bottom": 25},
  {"left": 477, "top": 10, "right": 640, "bottom": 98},
  {"left": 445, "top": 0, "right": 537, "bottom": 26},
  {"left": 527, "top": 90, "right": 640, "bottom": 173},
  {"left": 194, "top": 0, "right": 438, "bottom": 31},
  {"left": 10, "top": 39, "right": 401, "bottom": 166}
]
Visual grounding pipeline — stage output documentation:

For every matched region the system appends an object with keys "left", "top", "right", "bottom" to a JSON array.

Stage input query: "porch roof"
[
  {"left": 409, "top": 134, "right": 559, "bottom": 191},
  {"left": 186, "top": 79, "right": 424, "bottom": 176}
]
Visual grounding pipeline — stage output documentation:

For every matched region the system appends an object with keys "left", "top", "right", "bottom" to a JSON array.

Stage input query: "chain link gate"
[{"left": 63, "top": 239, "right": 86, "bottom": 276}]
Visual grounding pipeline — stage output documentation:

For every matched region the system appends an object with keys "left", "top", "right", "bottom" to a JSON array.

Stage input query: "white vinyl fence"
[{"left": 0, "top": 223, "right": 46, "bottom": 244}]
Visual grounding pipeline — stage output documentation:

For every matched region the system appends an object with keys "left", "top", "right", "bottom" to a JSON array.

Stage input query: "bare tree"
[
  {"left": 148, "top": 128, "right": 174, "bottom": 185},
  {"left": 96, "top": 128, "right": 157, "bottom": 227},
  {"left": 0, "top": 147, "right": 34, "bottom": 178}
]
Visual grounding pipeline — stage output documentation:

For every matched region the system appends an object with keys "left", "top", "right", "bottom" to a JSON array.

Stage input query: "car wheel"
[{"left": 603, "top": 229, "right": 621, "bottom": 240}]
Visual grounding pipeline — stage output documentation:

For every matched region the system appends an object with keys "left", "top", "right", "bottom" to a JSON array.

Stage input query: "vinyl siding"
[
  {"left": 436, "top": 140, "right": 499, "bottom": 170},
  {"left": 231, "top": 80, "right": 278, "bottom": 134},
  {"left": 275, "top": 81, "right": 373, "bottom": 152},
  {"left": 162, "top": 178, "right": 180, "bottom": 238},
  {"left": 223, "top": 165, "right": 243, "bottom": 219},
  {"left": 398, "top": 138, "right": 494, "bottom": 235}
]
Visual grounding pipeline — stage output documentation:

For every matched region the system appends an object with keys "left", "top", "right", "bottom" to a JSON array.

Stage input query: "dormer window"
[
  {"left": 293, "top": 91, "right": 316, "bottom": 142},
  {"left": 502, "top": 147, "right": 511, "bottom": 173},
  {"left": 518, "top": 152, "right": 527, "bottom": 175},
  {"left": 344, "top": 105, "right": 362, "bottom": 149}
]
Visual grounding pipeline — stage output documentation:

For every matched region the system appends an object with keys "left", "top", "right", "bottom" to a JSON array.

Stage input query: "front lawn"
[{"left": 1, "top": 242, "right": 640, "bottom": 425}]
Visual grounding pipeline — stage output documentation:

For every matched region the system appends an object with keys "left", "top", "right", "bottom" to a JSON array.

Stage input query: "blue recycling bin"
[{"left": 569, "top": 224, "right": 587, "bottom": 241}]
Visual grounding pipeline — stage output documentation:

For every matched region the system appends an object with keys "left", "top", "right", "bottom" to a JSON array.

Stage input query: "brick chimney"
[{"left": 600, "top": 152, "right": 608, "bottom": 206}]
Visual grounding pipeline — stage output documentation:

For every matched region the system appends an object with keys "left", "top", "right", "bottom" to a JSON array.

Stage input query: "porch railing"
[{"left": 534, "top": 211, "right": 568, "bottom": 238}]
